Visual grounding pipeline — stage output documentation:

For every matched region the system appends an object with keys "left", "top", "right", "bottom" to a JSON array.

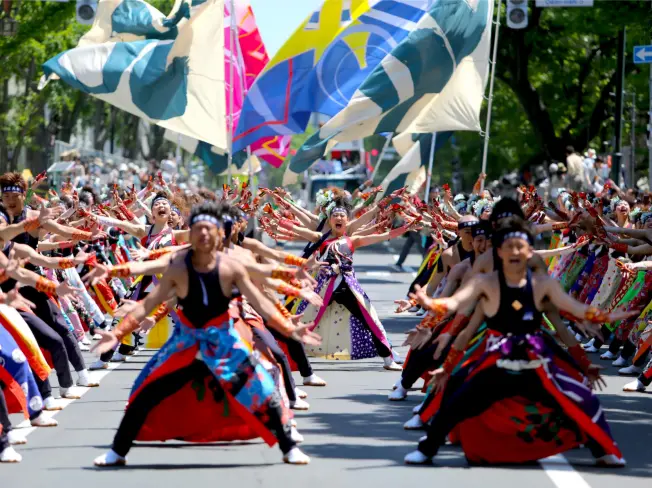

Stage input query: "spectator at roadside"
[{"left": 565, "top": 145, "right": 585, "bottom": 191}]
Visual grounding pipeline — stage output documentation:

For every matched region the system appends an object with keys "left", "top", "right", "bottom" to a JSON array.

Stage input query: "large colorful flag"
[
  {"left": 290, "top": 0, "right": 493, "bottom": 174},
  {"left": 165, "top": 0, "right": 291, "bottom": 172},
  {"left": 233, "top": 0, "right": 433, "bottom": 154},
  {"left": 376, "top": 132, "right": 450, "bottom": 196},
  {"left": 40, "top": 0, "right": 227, "bottom": 149}
]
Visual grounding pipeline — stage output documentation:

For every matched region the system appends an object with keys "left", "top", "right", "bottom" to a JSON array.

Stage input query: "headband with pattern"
[{"left": 190, "top": 214, "right": 221, "bottom": 227}]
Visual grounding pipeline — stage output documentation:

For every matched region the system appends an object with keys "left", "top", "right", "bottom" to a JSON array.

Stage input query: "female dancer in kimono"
[
  {"left": 277, "top": 197, "right": 417, "bottom": 370},
  {"left": 92, "top": 202, "right": 320, "bottom": 467},
  {"left": 404, "top": 218, "right": 633, "bottom": 467}
]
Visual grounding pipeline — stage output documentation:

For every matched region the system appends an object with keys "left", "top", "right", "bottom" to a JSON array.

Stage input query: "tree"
[
  {"left": 0, "top": 0, "right": 178, "bottom": 173},
  {"left": 487, "top": 3, "right": 651, "bottom": 173}
]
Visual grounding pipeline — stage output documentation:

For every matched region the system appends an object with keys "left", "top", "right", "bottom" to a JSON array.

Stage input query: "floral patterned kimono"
[{"left": 295, "top": 235, "right": 392, "bottom": 360}]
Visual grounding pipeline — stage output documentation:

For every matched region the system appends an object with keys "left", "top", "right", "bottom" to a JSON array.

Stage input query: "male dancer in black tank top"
[
  {"left": 420, "top": 215, "right": 478, "bottom": 309},
  {"left": 405, "top": 219, "right": 635, "bottom": 467},
  {"left": 390, "top": 221, "right": 490, "bottom": 402},
  {"left": 92, "top": 202, "right": 320, "bottom": 467}
]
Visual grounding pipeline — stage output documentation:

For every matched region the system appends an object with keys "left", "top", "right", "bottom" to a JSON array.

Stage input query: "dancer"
[
  {"left": 279, "top": 197, "right": 415, "bottom": 369},
  {"left": 92, "top": 202, "right": 320, "bottom": 467},
  {"left": 404, "top": 218, "right": 632, "bottom": 467}
]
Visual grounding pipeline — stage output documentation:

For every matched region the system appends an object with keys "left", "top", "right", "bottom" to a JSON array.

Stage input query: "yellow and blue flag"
[{"left": 233, "top": 0, "right": 432, "bottom": 152}]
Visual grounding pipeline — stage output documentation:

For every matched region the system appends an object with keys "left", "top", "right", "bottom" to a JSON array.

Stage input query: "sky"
[{"left": 249, "top": 0, "right": 323, "bottom": 57}]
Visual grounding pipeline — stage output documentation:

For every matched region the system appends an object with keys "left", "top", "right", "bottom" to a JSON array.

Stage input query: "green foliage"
[{"left": 0, "top": 0, "right": 179, "bottom": 171}]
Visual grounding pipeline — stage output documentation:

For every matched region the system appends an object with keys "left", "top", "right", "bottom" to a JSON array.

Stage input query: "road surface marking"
[
  {"left": 15, "top": 361, "right": 124, "bottom": 436},
  {"left": 539, "top": 455, "right": 592, "bottom": 488}
]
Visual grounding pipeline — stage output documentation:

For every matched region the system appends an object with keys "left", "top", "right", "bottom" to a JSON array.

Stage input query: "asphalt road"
[{"left": 4, "top": 243, "right": 652, "bottom": 488}]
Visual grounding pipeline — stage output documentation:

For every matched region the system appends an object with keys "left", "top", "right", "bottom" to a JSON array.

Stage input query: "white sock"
[{"left": 94, "top": 449, "right": 126, "bottom": 467}]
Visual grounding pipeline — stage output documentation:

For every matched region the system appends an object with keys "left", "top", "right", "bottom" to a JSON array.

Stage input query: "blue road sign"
[{"left": 634, "top": 45, "right": 652, "bottom": 64}]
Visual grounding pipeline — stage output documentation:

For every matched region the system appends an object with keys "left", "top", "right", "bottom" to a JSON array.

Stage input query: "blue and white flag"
[
  {"left": 41, "top": 0, "right": 227, "bottom": 149},
  {"left": 377, "top": 132, "right": 450, "bottom": 196},
  {"left": 291, "top": 0, "right": 493, "bottom": 173},
  {"left": 233, "top": 0, "right": 432, "bottom": 153}
]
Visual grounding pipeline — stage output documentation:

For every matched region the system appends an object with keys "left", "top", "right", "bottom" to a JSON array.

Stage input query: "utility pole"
[{"left": 612, "top": 27, "right": 626, "bottom": 185}]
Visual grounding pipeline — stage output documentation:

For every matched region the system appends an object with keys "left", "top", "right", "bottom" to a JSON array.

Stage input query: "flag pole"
[
  {"left": 480, "top": 0, "right": 503, "bottom": 191},
  {"left": 226, "top": 0, "right": 236, "bottom": 184},
  {"left": 370, "top": 132, "right": 393, "bottom": 182},
  {"left": 424, "top": 132, "right": 437, "bottom": 200}
]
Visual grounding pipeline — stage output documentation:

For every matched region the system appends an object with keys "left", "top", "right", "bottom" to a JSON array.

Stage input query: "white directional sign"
[{"left": 634, "top": 46, "right": 652, "bottom": 64}]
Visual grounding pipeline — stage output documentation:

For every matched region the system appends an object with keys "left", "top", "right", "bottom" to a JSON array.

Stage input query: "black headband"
[
  {"left": 151, "top": 196, "right": 170, "bottom": 208},
  {"left": 498, "top": 231, "right": 532, "bottom": 246},
  {"left": 2, "top": 185, "right": 24, "bottom": 194},
  {"left": 458, "top": 221, "right": 478, "bottom": 230},
  {"left": 190, "top": 214, "right": 221, "bottom": 227},
  {"left": 472, "top": 227, "right": 489, "bottom": 238}
]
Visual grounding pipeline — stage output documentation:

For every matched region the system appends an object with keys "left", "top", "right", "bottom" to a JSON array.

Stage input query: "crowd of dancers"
[{"left": 0, "top": 170, "right": 648, "bottom": 469}]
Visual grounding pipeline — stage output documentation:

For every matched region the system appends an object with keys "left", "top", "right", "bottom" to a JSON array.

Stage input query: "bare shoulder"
[{"left": 167, "top": 250, "right": 189, "bottom": 275}]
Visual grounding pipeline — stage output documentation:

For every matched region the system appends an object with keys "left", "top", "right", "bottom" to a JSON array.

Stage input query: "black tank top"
[
  {"left": 0, "top": 208, "right": 39, "bottom": 250},
  {"left": 485, "top": 268, "right": 542, "bottom": 336},
  {"left": 0, "top": 242, "right": 18, "bottom": 292},
  {"left": 177, "top": 251, "right": 231, "bottom": 327}
]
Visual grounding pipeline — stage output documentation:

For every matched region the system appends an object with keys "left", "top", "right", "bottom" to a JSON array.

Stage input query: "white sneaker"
[
  {"left": 291, "top": 398, "right": 310, "bottom": 411},
  {"left": 404, "top": 450, "right": 432, "bottom": 465},
  {"left": 111, "top": 352, "right": 127, "bottom": 362},
  {"left": 302, "top": 374, "right": 327, "bottom": 387},
  {"left": 43, "top": 396, "right": 63, "bottom": 411},
  {"left": 383, "top": 357, "right": 402, "bottom": 371},
  {"left": 7, "top": 430, "right": 27, "bottom": 445},
  {"left": 60, "top": 387, "right": 82, "bottom": 399},
  {"left": 618, "top": 365, "right": 642, "bottom": 376},
  {"left": 388, "top": 386, "right": 408, "bottom": 401},
  {"left": 623, "top": 379, "right": 647, "bottom": 392},
  {"left": 77, "top": 370, "right": 100, "bottom": 387},
  {"left": 413, "top": 402, "right": 424, "bottom": 415},
  {"left": 595, "top": 454, "right": 626, "bottom": 467},
  {"left": 0, "top": 446, "right": 22, "bottom": 463},
  {"left": 392, "top": 378, "right": 402, "bottom": 391},
  {"left": 92, "top": 333, "right": 102, "bottom": 341},
  {"left": 290, "top": 426, "right": 304, "bottom": 443},
  {"left": 283, "top": 447, "right": 310, "bottom": 465},
  {"left": 600, "top": 351, "right": 617, "bottom": 360},
  {"left": 78, "top": 342, "right": 90, "bottom": 352},
  {"left": 89, "top": 359, "right": 109, "bottom": 371},
  {"left": 295, "top": 388, "right": 308, "bottom": 399},
  {"left": 392, "top": 350, "right": 404, "bottom": 364},
  {"left": 94, "top": 449, "right": 126, "bottom": 467},
  {"left": 612, "top": 356, "right": 628, "bottom": 367},
  {"left": 419, "top": 435, "right": 428, "bottom": 443},
  {"left": 574, "top": 333, "right": 584, "bottom": 342},
  {"left": 81, "top": 336, "right": 91, "bottom": 346},
  {"left": 404, "top": 415, "right": 425, "bottom": 430},
  {"left": 582, "top": 339, "right": 595, "bottom": 349},
  {"left": 30, "top": 413, "right": 58, "bottom": 427}
]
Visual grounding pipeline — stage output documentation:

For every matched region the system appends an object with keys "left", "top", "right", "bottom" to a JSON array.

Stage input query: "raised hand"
[
  {"left": 56, "top": 282, "right": 83, "bottom": 298},
  {"left": 4, "top": 286, "right": 35, "bottom": 310},
  {"left": 291, "top": 321, "right": 321, "bottom": 346},
  {"left": 394, "top": 299, "right": 412, "bottom": 313},
  {"left": 299, "top": 288, "right": 323, "bottom": 307},
  {"left": 82, "top": 263, "right": 110, "bottom": 287},
  {"left": 90, "top": 330, "right": 119, "bottom": 354},
  {"left": 113, "top": 299, "right": 140, "bottom": 318}
]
